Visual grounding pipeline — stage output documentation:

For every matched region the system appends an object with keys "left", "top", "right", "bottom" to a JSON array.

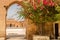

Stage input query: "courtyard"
[{"left": 0, "top": 0, "right": 60, "bottom": 40}]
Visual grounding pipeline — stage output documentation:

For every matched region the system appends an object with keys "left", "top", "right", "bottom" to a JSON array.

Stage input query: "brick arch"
[
  {"left": 5, "top": 1, "right": 24, "bottom": 17},
  {"left": 6, "top": 1, "right": 24, "bottom": 10},
  {"left": 6, "top": 1, "right": 25, "bottom": 28},
  {"left": 5, "top": 1, "right": 37, "bottom": 40},
  {"left": 6, "top": 1, "right": 24, "bottom": 16},
  {"left": 0, "top": 0, "right": 25, "bottom": 37}
]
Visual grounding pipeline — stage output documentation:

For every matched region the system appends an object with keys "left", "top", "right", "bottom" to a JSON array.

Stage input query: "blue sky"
[{"left": 7, "top": 3, "right": 24, "bottom": 21}]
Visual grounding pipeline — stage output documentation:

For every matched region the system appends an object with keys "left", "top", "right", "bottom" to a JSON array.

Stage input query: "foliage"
[
  {"left": 18, "top": 0, "right": 59, "bottom": 35},
  {"left": 55, "top": 5, "right": 60, "bottom": 20},
  {"left": 55, "top": 14, "right": 60, "bottom": 20},
  {"left": 19, "top": 0, "right": 59, "bottom": 24}
]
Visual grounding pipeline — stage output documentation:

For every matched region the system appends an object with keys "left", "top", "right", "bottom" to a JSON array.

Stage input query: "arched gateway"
[
  {"left": 0, "top": 0, "right": 23, "bottom": 37},
  {"left": 0, "top": 0, "right": 37, "bottom": 40}
]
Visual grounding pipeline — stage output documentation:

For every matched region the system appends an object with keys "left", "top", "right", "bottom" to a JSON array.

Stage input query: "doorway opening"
[
  {"left": 55, "top": 23, "right": 59, "bottom": 39},
  {"left": 6, "top": 3, "right": 25, "bottom": 40}
]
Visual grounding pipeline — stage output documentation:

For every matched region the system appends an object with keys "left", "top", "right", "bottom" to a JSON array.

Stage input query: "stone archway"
[
  {"left": 5, "top": 1, "right": 26, "bottom": 40},
  {"left": 0, "top": 1, "right": 37, "bottom": 40},
  {"left": 6, "top": 1, "right": 25, "bottom": 27},
  {"left": 0, "top": 0, "right": 22, "bottom": 38}
]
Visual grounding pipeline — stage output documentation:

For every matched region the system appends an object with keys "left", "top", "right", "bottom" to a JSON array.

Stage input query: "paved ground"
[
  {"left": 0, "top": 37, "right": 26, "bottom": 40},
  {"left": 0, "top": 37, "right": 58, "bottom": 40},
  {"left": 6, "top": 37, "right": 26, "bottom": 40},
  {"left": 7, "top": 38, "right": 26, "bottom": 40}
]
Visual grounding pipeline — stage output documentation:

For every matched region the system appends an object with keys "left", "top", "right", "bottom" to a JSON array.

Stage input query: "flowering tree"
[{"left": 19, "top": 0, "right": 59, "bottom": 35}]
